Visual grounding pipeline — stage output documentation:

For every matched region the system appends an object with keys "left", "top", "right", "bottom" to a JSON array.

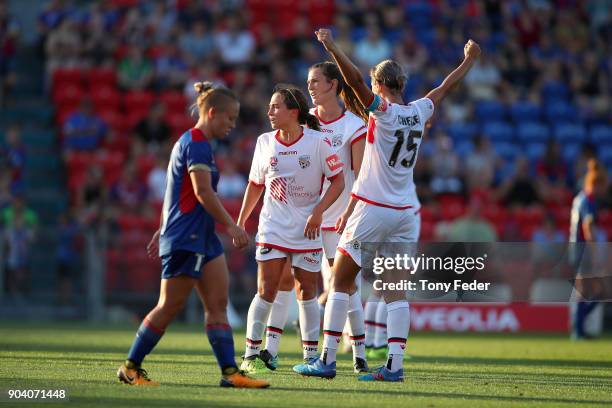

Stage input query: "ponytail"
[{"left": 304, "top": 112, "right": 321, "bottom": 131}]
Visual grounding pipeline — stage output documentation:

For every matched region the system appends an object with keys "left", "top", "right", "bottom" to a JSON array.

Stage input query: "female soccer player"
[
  {"left": 117, "top": 82, "right": 269, "bottom": 389},
  {"left": 262, "top": 62, "right": 370, "bottom": 372},
  {"left": 294, "top": 29, "right": 480, "bottom": 382},
  {"left": 237, "top": 84, "right": 345, "bottom": 373},
  {"left": 569, "top": 159, "right": 608, "bottom": 340}
]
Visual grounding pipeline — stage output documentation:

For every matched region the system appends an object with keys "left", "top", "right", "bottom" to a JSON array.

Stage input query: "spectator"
[
  {"left": 354, "top": 23, "right": 392, "bottom": 69},
  {"left": 430, "top": 134, "right": 463, "bottom": 195},
  {"left": 217, "top": 160, "right": 247, "bottom": 199},
  {"left": 44, "top": 17, "right": 82, "bottom": 79},
  {"left": 179, "top": 20, "right": 215, "bottom": 65},
  {"left": 465, "top": 54, "right": 501, "bottom": 100},
  {"left": 1, "top": 196, "right": 37, "bottom": 296},
  {"left": 536, "top": 139, "right": 568, "bottom": 197},
  {"left": 118, "top": 46, "right": 154, "bottom": 90},
  {"left": 76, "top": 165, "right": 108, "bottom": 226},
  {"left": 446, "top": 198, "right": 498, "bottom": 242},
  {"left": 154, "top": 42, "right": 188, "bottom": 90},
  {"left": 465, "top": 134, "right": 498, "bottom": 191},
  {"left": 147, "top": 153, "right": 167, "bottom": 204},
  {"left": 62, "top": 99, "right": 107, "bottom": 153},
  {"left": 1, "top": 125, "right": 25, "bottom": 189},
  {"left": 145, "top": 0, "right": 176, "bottom": 44},
  {"left": 56, "top": 210, "right": 82, "bottom": 305},
  {"left": 133, "top": 102, "right": 170, "bottom": 151},
  {"left": 496, "top": 157, "right": 541, "bottom": 207},
  {"left": 0, "top": 0, "right": 19, "bottom": 106},
  {"left": 109, "top": 161, "right": 148, "bottom": 215},
  {"left": 214, "top": 15, "right": 255, "bottom": 67},
  {"left": 0, "top": 171, "right": 12, "bottom": 209}
]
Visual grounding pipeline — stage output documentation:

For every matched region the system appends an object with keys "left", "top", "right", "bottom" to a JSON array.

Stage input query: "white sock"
[
  {"left": 299, "top": 298, "right": 320, "bottom": 359},
  {"left": 364, "top": 294, "right": 379, "bottom": 348},
  {"left": 265, "top": 290, "right": 291, "bottom": 357},
  {"left": 347, "top": 291, "right": 366, "bottom": 360},
  {"left": 322, "top": 291, "right": 349, "bottom": 365},
  {"left": 385, "top": 300, "right": 410, "bottom": 372},
  {"left": 245, "top": 294, "right": 272, "bottom": 358},
  {"left": 374, "top": 300, "right": 388, "bottom": 348}
]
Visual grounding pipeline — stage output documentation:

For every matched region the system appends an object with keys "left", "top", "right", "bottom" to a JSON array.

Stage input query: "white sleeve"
[
  {"left": 412, "top": 97, "right": 435, "bottom": 124},
  {"left": 248, "top": 138, "right": 265, "bottom": 186},
  {"left": 320, "top": 138, "right": 344, "bottom": 179}
]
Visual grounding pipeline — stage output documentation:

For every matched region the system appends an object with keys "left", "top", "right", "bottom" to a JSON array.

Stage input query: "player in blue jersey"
[
  {"left": 569, "top": 159, "right": 608, "bottom": 340},
  {"left": 117, "top": 82, "right": 269, "bottom": 389}
]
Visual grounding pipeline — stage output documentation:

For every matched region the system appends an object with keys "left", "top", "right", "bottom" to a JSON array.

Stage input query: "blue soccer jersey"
[
  {"left": 159, "top": 128, "right": 220, "bottom": 256},
  {"left": 569, "top": 191, "right": 597, "bottom": 243}
]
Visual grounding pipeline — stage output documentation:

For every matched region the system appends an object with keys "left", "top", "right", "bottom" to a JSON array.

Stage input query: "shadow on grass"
[{"left": 413, "top": 355, "right": 612, "bottom": 369}]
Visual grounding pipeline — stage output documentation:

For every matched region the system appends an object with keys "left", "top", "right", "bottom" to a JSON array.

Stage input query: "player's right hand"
[
  {"left": 146, "top": 229, "right": 160, "bottom": 259},
  {"left": 229, "top": 224, "right": 249, "bottom": 249},
  {"left": 464, "top": 39, "right": 481, "bottom": 60},
  {"left": 335, "top": 211, "right": 349, "bottom": 234}
]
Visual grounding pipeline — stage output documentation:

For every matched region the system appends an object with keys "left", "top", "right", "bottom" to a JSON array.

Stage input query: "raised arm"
[
  {"left": 425, "top": 39, "right": 481, "bottom": 108},
  {"left": 315, "top": 29, "right": 374, "bottom": 109}
]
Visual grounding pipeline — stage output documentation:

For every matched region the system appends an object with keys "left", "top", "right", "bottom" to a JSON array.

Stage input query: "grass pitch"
[{"left": 0, "top": 323, "right": 611, "bottom": 407}]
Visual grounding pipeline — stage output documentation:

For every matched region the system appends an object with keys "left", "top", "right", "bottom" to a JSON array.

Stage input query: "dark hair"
[
  {"left": 309, "top": 61, "right": 368, "bottom": 123},
  {"left": 370, "top": 59, "right": 407, "bottom": 95},
  {"left": 273, "top": 84, "right": 321, "bottom": 131},
  {"left": 192, "top": 81, "right": 238, "bottom": 116}
]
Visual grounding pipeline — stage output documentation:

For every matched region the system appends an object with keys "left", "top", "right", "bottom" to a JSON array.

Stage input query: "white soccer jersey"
[
  {"left": 248, "top": 127, "right": 344, "bottom": 252},
  {"left": 352, "top": 97, "right": 434, "bottom": 209},
  {"left": 310, "top": 108, "right": 366, "bottom": 229}
]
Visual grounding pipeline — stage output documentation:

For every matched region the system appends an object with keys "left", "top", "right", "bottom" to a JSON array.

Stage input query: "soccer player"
[
  {"left": 117, "top": 82, "right": 269, "bottom": 389},
  {"left": 294, "top": 29, "right": 480, "bottom": 381},
  {"left": 238, "top": 84, "right": 345, "bottom": 373},
  {"left": 569, "top": 159, "right": 608, "bottom": 340},
  {"left": 263, "top": 62, "right": 369, "bottom": 372}
]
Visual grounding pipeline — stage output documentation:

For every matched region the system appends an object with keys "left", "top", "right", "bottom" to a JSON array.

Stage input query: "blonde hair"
[
  {"left": 370, "top": 59, "right": 407, "bottom": 94},
  {"left": 192, "top": 81, "right": 238, "bottom": 117},
  {"left": 584, "top": 158, "right": 608, "bottom": 190}
]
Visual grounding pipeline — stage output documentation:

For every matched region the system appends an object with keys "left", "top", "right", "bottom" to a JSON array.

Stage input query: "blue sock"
[
  {"left": 575, "top": 301, "right": 598, "bottom": 337},
  {"left": 127, "top": 319, "right": 164, "bottom": 365},
  {"left": 206, "top": 324, "right": 237, "bottom": 373}
]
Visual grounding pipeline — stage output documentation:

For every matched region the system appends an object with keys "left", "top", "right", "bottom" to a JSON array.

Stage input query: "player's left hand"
[
  {"left": 304, "top": 211, "right": 322, "bottom": 240},
  {"left": 315, "top": 28, "right": 335, "bottom": 49},
  {"left": 464, "top": 39, "right": 481, "bottom": 60},
  {"left": 147, "top": 229, "right": 160, "bottom": 259}
]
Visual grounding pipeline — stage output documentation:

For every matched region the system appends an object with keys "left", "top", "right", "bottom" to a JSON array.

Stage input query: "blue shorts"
[{"left": 161, "top": 240, "right": 224, "bottom": 279}]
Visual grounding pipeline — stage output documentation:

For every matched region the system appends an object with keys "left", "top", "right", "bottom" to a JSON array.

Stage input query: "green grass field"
[{"left": 0, "top": 323, "right": 611, "bottom": 407}]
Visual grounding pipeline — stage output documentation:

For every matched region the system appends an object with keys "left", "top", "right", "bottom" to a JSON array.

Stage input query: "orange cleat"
[
  {"left": 117, "top": 363, "right": 160, "bottom": 386},
  {"left": 220, "top": 369, "right": 270, "bottom": 388}
]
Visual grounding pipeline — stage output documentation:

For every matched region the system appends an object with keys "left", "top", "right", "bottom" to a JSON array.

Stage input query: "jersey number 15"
[{"left": 388, "top": 130, "right": 423, "bottom": 168}]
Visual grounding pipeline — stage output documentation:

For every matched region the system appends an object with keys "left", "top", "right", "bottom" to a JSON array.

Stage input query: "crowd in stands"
[{"left": 14, "top": 0, "right": 612, "bottom": 298}]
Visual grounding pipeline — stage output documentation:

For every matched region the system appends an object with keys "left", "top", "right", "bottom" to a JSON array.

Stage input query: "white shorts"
[
  {"left": 337, "top": 200, "right": 421, "bottom": 267},
  {"left": 255, "top": 246, "right": 322, "bottom": 273},
  {"left": 322, "top": 229, "right": 341, "bottom": 260}
]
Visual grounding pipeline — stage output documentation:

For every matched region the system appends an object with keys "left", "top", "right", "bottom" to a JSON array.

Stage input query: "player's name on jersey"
[{"left": 373, "top": 279, "right": 491, "bottom": 293}]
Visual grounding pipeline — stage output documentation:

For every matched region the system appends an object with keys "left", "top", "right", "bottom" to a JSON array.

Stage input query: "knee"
[
  {"left": 295, "top": 279, "right": 317, "bottom": 301},
  {"left": 330, "top": 274, "right": 352, "bottom": 294},
  {"left": 206, "top": 296, "right": 228, "bottom": 315},
  {"left": 156, "top": 297, "right": 187, "bottom": 316},
  {"left": 257, "top": 282, "right": 278, "bottom": 303}
]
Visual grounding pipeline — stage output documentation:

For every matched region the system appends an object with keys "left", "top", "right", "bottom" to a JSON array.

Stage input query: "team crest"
[
  {"left": 299, "top": 155, "right": 311, "bottom": 169},
  {"left": 352, "top": 240, "right": 361, "bottom": 250},
  {"left": 332, "top": 135, "right": 343, "bottom": 147},
  {"left": 270, "top": 156, "right": 279, "bottom": 172}
]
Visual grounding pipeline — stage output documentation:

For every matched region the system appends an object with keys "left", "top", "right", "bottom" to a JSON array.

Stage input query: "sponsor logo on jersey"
[
  {"left": 304, "top": 255, "right": 319, "bottom": 264},
  {"left": 320, "top": 128, "right": 333, "bottom": 133},
  {"left": 326, "top": 154, "right": 343, "bottom": 171},
  {"left": 279, "top": 150, "right": 298, "bottom": 156},
  {"left": 259, "top": 247, "right": 272, "bottom": 255},
  {"left": 298, "top": 155, "right": 311, "bottom": 169},
  {"left": 332, "top": 135, "right": 343, "bottom": 147}
]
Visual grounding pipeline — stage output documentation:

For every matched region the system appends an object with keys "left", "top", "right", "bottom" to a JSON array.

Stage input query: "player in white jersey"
[
  {"left": 237, "top": 84, "right": 345, "bottom": 374},
  {"left": 294, "top": 29, "right": 481, "bottom": 381},
  {"left": 261, "top": 61, "right": 370, "bottom": 372}
]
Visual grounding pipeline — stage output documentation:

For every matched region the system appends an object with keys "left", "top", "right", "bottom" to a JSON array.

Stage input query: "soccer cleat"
[
  {"left": 366, "top": 346, "right": 387, "bottom": 360},
  {"left": 303, "top": 355, "right": 318, "bottom": 364},
  {"left": 358, "top": 365, "right": 404, "bottom": 382},
  {"left": 293, "top": 357, "right": 336, "bottom": 379},
  {"left": 220, "top": 369, "right": 270, "bottom": 388},
  {"left": 259, "top": 349, "right": 279, "bottom": 371},
  {"left": 353, "top": 357, "right": 370, "bottom": 374},
  {"left": 239, "top": 355, "right": 267, "bottom": 374},
  {"left": 117, "top": 363, "right": 159, "bottom": 386}
]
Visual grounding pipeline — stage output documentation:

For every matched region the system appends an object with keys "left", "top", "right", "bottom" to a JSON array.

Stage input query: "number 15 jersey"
[{"left": 352, "top": 96, "right": 434, "bottom": 209}]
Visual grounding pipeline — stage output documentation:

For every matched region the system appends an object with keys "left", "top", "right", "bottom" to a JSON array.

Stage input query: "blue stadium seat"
[
  {"left": 510, "top": 101, "right": 541, "bottom": 122},
  {"left": 554, "top": 124, "right": 587, "bottom": 143},
  {"left": 517, "top": 122, "right": 550, "bottom": 143},
  {"left": 475, "top": 101, "right": 507, "bottom": 121},
  {"left": 599, "top": 144, "right": 612, "bottom": 168},
  {"left": 562, "top": 143, "right": 581, "bottom": 163},
  {"left": 447, "top": 122, "right": 479, "bottom": 142},
  {"left": 482, "top": 121, "right": 514, "bottom": 142},
  {"left": 492, "top": 141, "right": 521, "bottom": 161},
  {"left": 526, "top": 142, "right": 547, "bottom": 160},
  {"left": 455, "top": 140, "right": 474, "bottom": 157},
  {"left": 541, "top": 80, "right": 569, "bottom": 101},
  {"left": 545, "top": 101, "right": 574, "bottom": 123},
  {"left": 590, "top": 125, "right": 612, "bottom": 144}
]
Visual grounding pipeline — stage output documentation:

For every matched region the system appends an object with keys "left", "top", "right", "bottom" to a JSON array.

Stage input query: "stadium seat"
[
  {"left": 482, "top": 121, "right": 514, "bottom": 142},
  {"left": 492, "top": 141, "right": 520, "bottom": 161},
  {"left": 510, "top": 101, "right": 541, "bottom": 122},
  {"left": 52, "top": 83, "right": 84, "bottom": 106},
  {"left": 52, "top": 69, "right": 83, "bottom": 88},
  {"left": 159, "top": 91, "right": 188, "bottom": 113},
  {"left": 561, "top": 143, "right": 581, "bottom": 163},
  {"left": 475, "top": 101, "right": 507, "bottom": 121},
  {"left": 599, "top": 144, "right": 612, "bottom": 168},
  {"left": 91, "top": 86, "right": 121, "bottom": 112},
  {"left": 553, "top": 124, "right": 587, "bottom": 143},
  {"left": 590, "top": 125, "right": 612, "bottom": 144},
  {"left": 446, "top": 122, "right": 479, "bottom": 142},
  {"left": 86, "top": 68, "right": 117, "bottom": 88},
  {"left": 123, "top": 91, "right": 155, "bottom": 112},
  {"left": 517, "top": 122, "right": 550, "bottom": 143},
  {"left": 525, "top": 142, "right": 547, "bottom": 160},
  {"left": 541, "top": 80, "right": 569, "bottom": 101},
  {"left": 455, "top": 140, "right": 474, "bottom": 157},
  {"left": 544, "top": 101, "right": 574, "bottom": 123}
]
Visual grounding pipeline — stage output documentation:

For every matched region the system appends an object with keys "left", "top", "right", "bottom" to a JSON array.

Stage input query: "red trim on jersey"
[
  {"left": 275, "top": 129, "right": 304, "bottom": 147},
  {"left": 256, "top": 242, "right": 322, "bottom": 253},
  {"left": 322, "top": 226, "right": 337, "bottom": 231},
  {"left": 190, "top": 128, "right": 207, "bottom": 142},
  {"left": 178, "top": 169, "right": 198, "bottom": 213},
  {"left": 327, "top": 172, "right": 341, "bottom": 182},
  {"left": 351, "top": 193, "right": 414, "bottom": 210},
  {"left": 249, "top": 179, "right": 265, "bottom": 187},
  {"left": 366, "top": 116, "right": 376, "bottom": 144},
  {"left": 337, "top": 247, "right": 357, "bottom": 264},
  {"left": 351, "top": 132, "right": 366, "bottom": 145},
  {"left": 314, "top": 107, "right": 345, "bottom": 125}
]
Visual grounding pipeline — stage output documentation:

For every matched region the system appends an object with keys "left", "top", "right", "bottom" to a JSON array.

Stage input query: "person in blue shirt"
[
  {"left": 569, "top": 159, "right": 608, "bottom": 340},
  {"left": 117, "top": 81, "right": 269, "bottom": 389}
]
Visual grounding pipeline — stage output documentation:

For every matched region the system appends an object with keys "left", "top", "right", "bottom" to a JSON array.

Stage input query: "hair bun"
[{"left": 194, "top": 81, "right": 215, "bottom": 95}]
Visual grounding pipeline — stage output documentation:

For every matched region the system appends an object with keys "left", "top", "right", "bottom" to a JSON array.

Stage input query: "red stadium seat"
[
  {"left": 136, "top": 154, "right": 156, "bottom": 182},
  {"left": 53, "top": 83, "right": 84, "bottom": 106},
  {"left": 159, "top": 91, "right": 187, "bottom": 113},
  {"left": 123, "top": 91, "right": 155, "bottom": 112},
  {"left": 86, "top": 68, "right": 117, "bottom": 88},
  {"left": 91, "top": 86, "right": 121, "bottom": 111},
  {"left": 52, "top": 69, "right": 83, "bottom": 88}
]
